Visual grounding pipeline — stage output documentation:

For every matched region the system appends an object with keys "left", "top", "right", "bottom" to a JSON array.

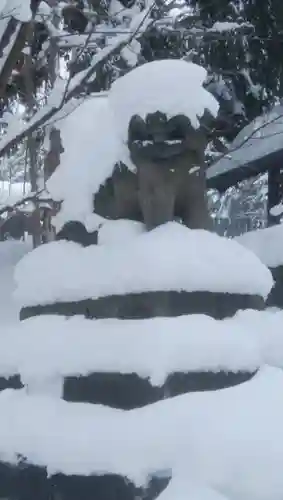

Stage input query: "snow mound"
[
  {"left": 47, "top": 97, "right": 119, "bottom": 231},
  {"left": 0, "top": 366, "right": 283, "bottom": 500},
  {"left": 0, "top": 314, "right": 261, "bottom": 384},
  {"left": 236, "top": 309, "right": 283, "bottom": 370},
  {"left": 236, "top": 224, "right": 283, "bottom": 268},
  {"left": 109, "top": 59, "right": 219, "bottom": 143},
  {"left": 98, "top": 219, "right": 145, "bottom": 245},
  {"left": 157, "top": 477, "right": 230, "bottom": 500},
  {"left": 14, "top": 223, "right": 273, "bottom": 307}
]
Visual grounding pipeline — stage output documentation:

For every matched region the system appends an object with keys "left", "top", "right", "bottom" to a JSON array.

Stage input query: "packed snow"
[
  {"left": 109, "top": 59, "right": 219, "bottom": 144},
  {"left": 0, "top": 366, "right": 283, "bottom": 500},
  {"left": 156, "top": 478, "right": 230, "bottom": 500},
  {"left": 270, "top": 202, "right": 283, "bottom": 217},
  {"left": 0, "top": 314, "right": 261, "bottom": 384},
  {"left": 98, "top": 219, "right": 145, "bottom": 245},
  {"left": 236, "top": 308, "right": 283, "bottom": 370},
  {"left": 47, "top": 96, "right": 119, "bottom": 231},
  {"left": 207, "top": 103, "right": 283, "bottom": 181},
  {"left": 14, "top": 223, "right": 273, "bottom": 307},
  {"left": 236, "top": 223, "right": 283, "bottom": 268}
]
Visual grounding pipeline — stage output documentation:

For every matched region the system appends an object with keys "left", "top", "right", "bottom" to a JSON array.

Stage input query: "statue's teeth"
[
  {"left": 133, "top": 139, "right": 183, "bottom": 146},
  {"left": 165, "top": 140, "right": 182, "bottom": 144}
]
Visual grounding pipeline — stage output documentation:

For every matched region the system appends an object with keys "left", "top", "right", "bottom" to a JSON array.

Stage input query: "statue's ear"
[{"left": 128, "top": 115, "right": 148, "bottom": 142}]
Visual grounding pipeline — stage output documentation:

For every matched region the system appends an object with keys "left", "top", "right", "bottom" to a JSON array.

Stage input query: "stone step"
[{"left": 20, "top": 290, "right": 265, "bottom": 322}]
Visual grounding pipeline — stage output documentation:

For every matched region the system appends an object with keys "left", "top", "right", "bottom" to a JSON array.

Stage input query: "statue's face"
[{"left": 128, "top": 111, "right": 207, "bottom": 163}]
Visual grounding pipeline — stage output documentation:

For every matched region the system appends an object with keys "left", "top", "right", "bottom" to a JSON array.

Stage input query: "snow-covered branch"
[{"left": 0, "top": 0, "right": 158, "bottom": 158}]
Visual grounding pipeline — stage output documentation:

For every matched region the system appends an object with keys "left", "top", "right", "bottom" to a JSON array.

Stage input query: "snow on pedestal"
[
  {"left": 1, "top": 366, "right": 283, "bottom": 500},
  {"left": 15, "top": 222, "right": 272, "bottom": 312},
  {"left": 9, "top": 222, "right": 271, "bottom": 411},
  {"left": 236, "top": 223, "right": 283, "bottom": 269},
  {"left": 0, "top": 312, "right": 262, "bottom": 407},
  {"left": 236, "top": 224, "right": 283, "bottom": 308},
  {"left": 98, "top": 219, "right": 145, "bottom": 245}
]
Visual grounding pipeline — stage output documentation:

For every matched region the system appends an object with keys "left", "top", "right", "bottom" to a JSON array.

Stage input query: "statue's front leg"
[
  {"left": 177, "top": 169, "right": 212, "bottom": 230},
  {"left": 137, "top": 165, "right": 176, "bottom": 231}
]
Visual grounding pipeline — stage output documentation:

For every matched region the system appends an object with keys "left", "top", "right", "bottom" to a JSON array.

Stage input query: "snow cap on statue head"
[{"left": 108, "top": 59, "right": 219, "bottom": 143}]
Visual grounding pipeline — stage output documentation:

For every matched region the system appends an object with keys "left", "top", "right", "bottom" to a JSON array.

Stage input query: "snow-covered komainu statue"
[
  {"left": 94, "top": 112, "right": 212, "bottom": 230},
  {"left": 93, "top": 62, "right": 216, "bottom": 231}
]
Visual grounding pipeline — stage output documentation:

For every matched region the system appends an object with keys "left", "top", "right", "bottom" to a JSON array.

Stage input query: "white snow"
[
  {"left": 236, "top": 308, "right": 283, "bottom": 371},
  {"left": 14, "top": 223, "right": 273, "bottom": 307},
  {"left": 98, "top": 219, "right": 145, "bottom": 245},
  {"left": 157, "top": 477, "right": 230, "bottom": 500},
  {"left": 109, "top": 59, "right": 219, "bottom": 144},
  {"left": 0, "top": 0, "right": 6, "bottom": 13},
  {"left": 236, "top": 223, "right": 283, "bottom": 268},
  {"left": 270, "top": 202, "right": 283, "bottom": 217},
  {"left": 0, "top": 24, "right": 21, "bottom": 75},
  {"left": 36, "top": 0, "right": 51, "bottom": 19},
  {"left": 0, "top": 313, "right": 261, "bottom": 384},
  {"left": 207, "top": 103, "right": 283, "bottom": 180},
  {"left": 209, "top": 21, "right": 251, "bottom": 33},
  {"left": 0, "top": 241, "right": 31, "bottom": 326},
  {"left": 7, "top": 0, "right": 32, "bottom": 22},
  {"left": 47, "top": 96, "right": 119, "bottom": 231},
  {"left": 0, "top": 366, "right": 283, "bottom": 500}
]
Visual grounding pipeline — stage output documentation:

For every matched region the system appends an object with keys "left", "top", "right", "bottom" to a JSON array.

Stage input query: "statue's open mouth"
[
  {"left": 137, "top": 139, "right": 183, "bottom": 146},
  {"left": 128, "top": 112, "right": 195, "bottom": 160},
  {"left": 131, "top": 138, "right": 187, "bottom": 160}
]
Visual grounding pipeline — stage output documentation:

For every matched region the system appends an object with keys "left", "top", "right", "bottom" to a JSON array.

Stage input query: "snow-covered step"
[
  {"left": 20, "top": 289, "right": 266, "bottom": 322},
  {"left": 0, "top": 367, "right": 283, "bottom": 500},
  {"left": 0, "top": 314, "right": 261, "bottom": 406},
  {"left": 14, "top": 223, "right": 272, "bottom": 321},
  {"left": 0, "top": 374, "right": 22, "bottom": 391},
  {"left": 0, "top": 460, "right": 167, "bottom": 500}
]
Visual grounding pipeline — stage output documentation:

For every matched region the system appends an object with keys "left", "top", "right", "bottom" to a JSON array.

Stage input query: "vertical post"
[{"left": 267, "top": 164, "right": 283, "bottom": 226}]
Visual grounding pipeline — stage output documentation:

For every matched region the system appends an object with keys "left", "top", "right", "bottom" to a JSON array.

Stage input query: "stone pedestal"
[
  {"left": 0, "top": 223, "right": 273, "bottom": 500},
  {"left": 266, "top": 265, "right": 283, "bottom": 308}
]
